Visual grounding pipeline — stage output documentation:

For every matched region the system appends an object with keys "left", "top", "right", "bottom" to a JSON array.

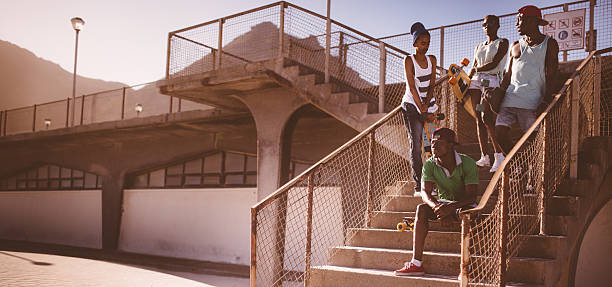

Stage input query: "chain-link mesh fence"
[
  {"left": 600, "top": 51, "right": 612, "bottom": 135},
  {"left": 460, "top": 50, "right": 599, "bottom": 286},
  {"left": 252, "top": 104, "right": 413, "bottom": 286},
  {"left": 379, "top": 0, "right": 611, "bottom": 69}
]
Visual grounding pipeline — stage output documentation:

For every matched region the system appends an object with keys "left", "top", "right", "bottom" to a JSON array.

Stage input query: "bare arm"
[
  {"left": 543, "top": 38, "right": 559, "bottom": 105},
  {"left": 475, "top": 39, "right": 509, "bottom": 72},
  {"left": 423, "top": 55, "right": 438, "bottom": 108},
  {"left": 420, "top": 181, "right": 439, "bottom": 208},
  {"left": 468, "top": 45, "right": 479, "bottom": 78},
  {"left": 500, "top": 41, "right": 519, "bottom": 91},
  {"left": 404, "top": 56, "right": 425, "bottom": 112}
]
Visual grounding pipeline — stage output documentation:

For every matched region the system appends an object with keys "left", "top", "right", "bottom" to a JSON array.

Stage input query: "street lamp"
[
  {"left": 135, "top": 104, "right": 143, "bottom": 117},
  {"left": 70, "top": 17, "right": 85, "bottom": 127}
]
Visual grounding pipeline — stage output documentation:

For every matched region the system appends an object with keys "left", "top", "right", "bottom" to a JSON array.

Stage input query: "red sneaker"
[{"left": 394, "top": 262, "right": 425, "bottom": 276}]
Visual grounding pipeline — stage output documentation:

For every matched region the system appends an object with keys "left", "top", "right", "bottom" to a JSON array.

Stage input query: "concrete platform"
[{"left": 0, "top": 240, "right": 249, "bottom": 287}]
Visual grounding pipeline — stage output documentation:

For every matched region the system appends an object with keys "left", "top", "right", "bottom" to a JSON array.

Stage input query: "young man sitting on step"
[{"left": 395, "top": 128, "right": 479, "bottom": 276}]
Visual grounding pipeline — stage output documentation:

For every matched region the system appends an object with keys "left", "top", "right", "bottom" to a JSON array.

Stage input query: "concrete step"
[
  {"left": 547, "top": 195, "right": 579, "bottom": 216},
  {"left": 370, "top": 211, "right": 571, "bottom": 236},
  {"left": 381, "top": 191, "right": 495, "bottom": 212},
  {"left": 383, "top": 181, "right": 416, "bottom": 196},
  {"left": 347, "top": 228, "right": 565, "bottom": 259},
  {"left": 347, "top": 102, "right": 369, "bottom": 119},
  {"left": 329, "top": 92, "right": 351, "bottom": 107},
  {"left": 309, "top": 265, "right": 543, "bottom": 287},
  {"left": 309, "top": 265, "right": 458, "bottom": 287},
  {"left": 329, "top": 246, "right": 553, "bottom": 284},
  {"left": 297, "top": 74, "right": 317, "bottom": 86}
]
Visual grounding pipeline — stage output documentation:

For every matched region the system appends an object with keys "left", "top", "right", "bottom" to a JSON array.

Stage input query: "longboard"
[{"left": 448, "top": 58, "right": 477, "bottom": 119}]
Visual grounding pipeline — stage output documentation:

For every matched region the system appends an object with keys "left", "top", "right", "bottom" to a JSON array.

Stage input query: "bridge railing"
[
  {"left": 166, "top": 1, "right": 421, "bottom": 113},
  {"left": 458, "top": 47, "right": 611, "bottom": 287},
  {"left": 0, "top": 82, "right": 208, "bottom": 136}
]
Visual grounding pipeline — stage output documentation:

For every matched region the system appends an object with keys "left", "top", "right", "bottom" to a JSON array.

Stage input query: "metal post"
[
  {"left": 366, "top": 131, "right": 376, "bottom": 227},
  {"left": 278, "top": 2, "right": 285, "bottom": 59},
  {"left": 65, "top": 98, "right": 70, "bottom": 127},
  {"left": 71, "top": 29, "right": 81, "bottom": 127},
  {"left": 170, "top": 96, "right": 174, "bottom": 113},
  {"left": 0, "top": 111, "right": 2, "bottom": 136},
  {"left": 588, "top": 0, "right": 596, "bottom": 52},
  {"left": 379, "top": 42, "right": 387, "bottom": 113},
  {"left": 121, "top": 87, "right": 126, "bottom": 120},
  {"left": 218, "top": 18, "right": 224, "bottom": 69},
  {"left": 498, "top": 171, "right": 510, "bottom": 286},
  {"left": 250, "top": 208, "right": 257, "bottom": 287},
  {"left": 2, "top": 110, "right": 6, "bottom": 136},
  {"left": 32, "top": 104, "right": 37, "bottom": 132},
  {"left": 563, "top": 4, "right": 569, "bottom": 62},
  {"left": 570, "top": 76, "right": 580, "bottom": 179},
  {"left": 440, "top": 26, "right": 445, "bottom": 70},
  {"left": 325, "top": 0, "right": 331, "bottom": 83},
  {"left": 80, "top": 95, "right": 85, "bottom": 125},
  {"left": 539, "top": 121, "right": 548, "bottom": 235},
  {"left": 178, "top": 98, "right": 182, "bottom": 112},
  {"left": 593, "top": 55, "right": 601, "bottom": 136},
  {"left": 303, "top": 172, "right": 315, "bottom": 287},
  {"left": 166, "top": 33, "right": 172, "bottom": 79},
  {"left": 460, "top": 213, "right": 472, "bottom": 287}
]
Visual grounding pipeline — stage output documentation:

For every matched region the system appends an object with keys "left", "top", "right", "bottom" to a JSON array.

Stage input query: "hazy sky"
[{"left": 1, "top": 0, "right": 563, "bottom": 86}]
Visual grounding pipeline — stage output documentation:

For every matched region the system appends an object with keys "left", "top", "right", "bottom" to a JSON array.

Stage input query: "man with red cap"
[
  {"left": 491, "top": 5, "right": 559, "bottom": 156},
  {"left": 394, "top": 128, "right": 478, "bottom": 276}
]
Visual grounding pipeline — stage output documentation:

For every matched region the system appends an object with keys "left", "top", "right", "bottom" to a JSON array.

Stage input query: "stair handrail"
[
  {"left": 457, "top": 47, "right": 609, "bottom": 286},
  {"left": 250, "top": 75, "right": 450, "bottom": 286}
]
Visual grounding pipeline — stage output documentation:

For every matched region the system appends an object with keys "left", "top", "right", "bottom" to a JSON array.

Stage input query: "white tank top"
[
  {"left": 472, "top": 38, "right": 508, "bottom": 80},
  {"left": 401, "top": 55, "right": 438, "bottom": 114}
]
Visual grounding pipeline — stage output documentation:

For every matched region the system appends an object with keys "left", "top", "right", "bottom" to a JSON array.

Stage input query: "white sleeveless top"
[
  {"left": 472, "top": 38, "right": 508, "bottom": 80},
  {"left": 401, "top": 55, "right": 438, "bottom": 114}
]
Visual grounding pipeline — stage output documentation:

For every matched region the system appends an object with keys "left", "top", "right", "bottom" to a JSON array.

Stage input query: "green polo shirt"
[{"left": 421, "top": 152, "right": 479, "bottom": 201}]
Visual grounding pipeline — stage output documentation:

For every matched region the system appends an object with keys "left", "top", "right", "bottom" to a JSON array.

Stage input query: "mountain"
[{"left": 0, "top": 40, "right": 127, "bottom": 111}]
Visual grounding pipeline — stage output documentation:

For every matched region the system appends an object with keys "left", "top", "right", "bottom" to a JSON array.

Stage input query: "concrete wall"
[
  {"left": 119, "top": 188, "right": 256, "bottom": 265},
  {"left": 0, "top": 190, "right": 102, "bottom": 248},
  {"left": 575, "top": 199, "right": 612, "bottom": 286}
]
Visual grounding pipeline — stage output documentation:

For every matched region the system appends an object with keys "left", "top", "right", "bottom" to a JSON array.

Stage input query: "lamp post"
[
  {"left": 135, "top": 104, "right": 143, "bottom": 117},
  {"left": 70, "top": 17, "right": 84, "bottom": 127}
]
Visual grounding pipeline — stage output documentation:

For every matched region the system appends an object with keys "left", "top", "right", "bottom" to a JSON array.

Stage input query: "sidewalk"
[{"left": 0, "top": 240, "right": 249, "bottom": 287}]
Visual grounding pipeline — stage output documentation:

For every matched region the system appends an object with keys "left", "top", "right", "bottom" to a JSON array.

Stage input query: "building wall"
[
  {"left": 575, "top": 199, "right": 612, "bottom": 286},
  {"left": 118, "top": 188, "right": 256, "bottom": 266},
  {"left": 0, "top": 190, "right": 102, "bottom": 248}
]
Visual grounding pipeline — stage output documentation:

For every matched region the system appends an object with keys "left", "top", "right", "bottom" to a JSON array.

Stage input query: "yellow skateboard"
[
  {"left": 448, "top": 58, "right": 477, "bottom": 119},
  {"left": 397, "top": 216, "right": 415, "bottom": 232}
]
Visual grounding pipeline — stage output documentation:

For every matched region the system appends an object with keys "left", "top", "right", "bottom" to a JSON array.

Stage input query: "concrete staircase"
[
  {"left": 274, "top": 59, "right": 387, "bottom": 132},
  {"left": 308, "top": 143, "right": 581, "bottom": 287}
]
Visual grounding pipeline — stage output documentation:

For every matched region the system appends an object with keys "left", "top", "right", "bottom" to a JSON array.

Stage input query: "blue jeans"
[{"left": 402, "top": 103, "right": 424, "bottom": 192}]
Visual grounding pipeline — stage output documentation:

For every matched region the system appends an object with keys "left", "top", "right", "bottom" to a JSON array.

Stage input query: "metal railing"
[
  {"left": 0, "top": 82, "right": 208, "bottom": 137},
  {"left": 458, "top": 47, "right": 610, "bottom": 286},
  {"left": 166, "top": 1, "right": 420, "bottom": 113},
  {"left": 379, "top": 0, "right": 611, "bottom": 69},
  {"left": 250, "top": 75, "right": 452, "bottom": 286}
]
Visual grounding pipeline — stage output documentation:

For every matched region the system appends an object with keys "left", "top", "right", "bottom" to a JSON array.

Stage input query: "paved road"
[{"left": 0, "top": 250, "right": 249, "bottom": 287}]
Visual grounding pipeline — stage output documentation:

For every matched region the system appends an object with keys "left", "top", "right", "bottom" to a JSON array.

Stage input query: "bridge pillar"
[
  {"left": 101, "top": 171, "right": 125, "bottom": 250},
  {"left": 234, "top": 89, "right": 307, "bottom": 201}
]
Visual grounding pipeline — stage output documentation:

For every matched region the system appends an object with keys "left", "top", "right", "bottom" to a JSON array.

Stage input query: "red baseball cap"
[{"left": 518, "top": 5, "right": 549, "bottom": 26}]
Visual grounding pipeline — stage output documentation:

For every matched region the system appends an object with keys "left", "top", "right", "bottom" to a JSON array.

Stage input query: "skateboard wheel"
[
  {"left": 448, "top": 77, "right": 458, "bottom": 85},
  {"left": 461, "top": 58, "right": 470, "bottom": 66},
  {"left": 397, "top": 222, "right": 408, "bottom": 232}
]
